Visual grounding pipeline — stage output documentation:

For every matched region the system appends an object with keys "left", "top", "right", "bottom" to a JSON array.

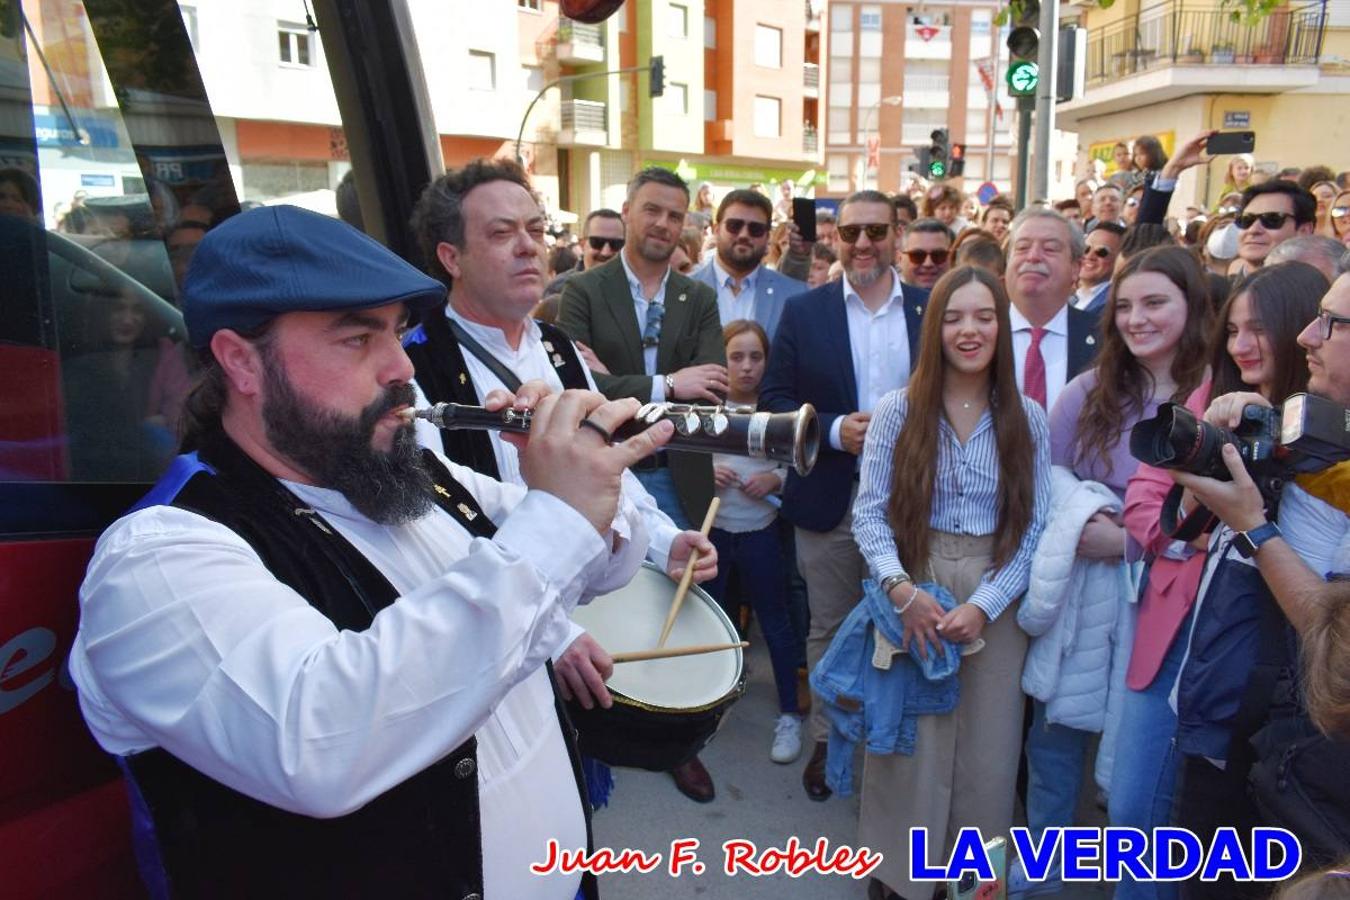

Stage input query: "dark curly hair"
[{"left": 410, "top": 158, "right": 534, "bottom": 287}]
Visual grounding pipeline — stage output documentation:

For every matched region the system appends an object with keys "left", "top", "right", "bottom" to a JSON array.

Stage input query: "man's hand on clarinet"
[
  {"left": 517, "top": 390, "right": 675, "bottom": 534},
  {"left": 667, "top": 531, "right": 717, "bottom": 584},
  {"left": 555, "top": 632, "right": 614, "bottom": 710}
]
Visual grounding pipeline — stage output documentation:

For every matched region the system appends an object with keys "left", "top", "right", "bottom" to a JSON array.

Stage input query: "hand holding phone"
[
  {"left": 792, "top": 197, "right": 818, "bottom": 244},
  {"left": 1205, "top": 130, "right": 1256, "bottom": 156}
]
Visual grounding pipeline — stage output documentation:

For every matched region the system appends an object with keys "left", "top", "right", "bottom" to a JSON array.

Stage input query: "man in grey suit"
[
  {"left": 558, "top": 166, "right": 728, "bottom": 804},
  {"left": 689, "top": 188, "right": 807, "bottom": 339}
]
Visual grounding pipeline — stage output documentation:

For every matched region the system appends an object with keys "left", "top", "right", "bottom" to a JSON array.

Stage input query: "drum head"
[{"left": 573, "top": 563, "right": 742, "bottom": 709}]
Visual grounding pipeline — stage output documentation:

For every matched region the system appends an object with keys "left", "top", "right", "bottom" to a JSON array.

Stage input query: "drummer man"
[
  {"left": 407, "top": 159, "right": 723, "bottom": 803},
  {"left": 68, "top": 205, "right": 666, "bottom": 899}
]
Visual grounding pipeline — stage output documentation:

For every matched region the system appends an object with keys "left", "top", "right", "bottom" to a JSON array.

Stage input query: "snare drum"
[{"left": 566, "top": 562, "right": 746, "bottom": 771}]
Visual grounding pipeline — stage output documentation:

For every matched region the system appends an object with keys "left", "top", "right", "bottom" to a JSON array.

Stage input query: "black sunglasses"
[
  {"left": 722, "top": 218, "right": 770, "bottom": 238},
  {"left": 903, "top": 248, "right": 949, "bottom": 265},
  {"left": 1236, "top": 211, "right": 1296, "bottom": 231},
  {"left": 837, "top": 223, "right": 892, "bottom": 244},
  {"left": 1087, "top": 246, "right": 1113, "bottom": 259},
  {"left": 587, "top": 236, "right": 625, "bottom": 252}
]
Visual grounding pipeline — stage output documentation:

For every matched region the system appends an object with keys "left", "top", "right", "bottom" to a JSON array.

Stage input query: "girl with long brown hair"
[
  {"left": 1019, "top": 247, "right": 1213, "bottom": 898},
  {"left": 852, "top": 265, "right": 1050, "bottom": 900}
]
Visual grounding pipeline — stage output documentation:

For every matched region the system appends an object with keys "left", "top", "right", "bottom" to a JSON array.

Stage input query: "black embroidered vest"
[
  {"left": 121, "top": 431, "right": 597, "bottom": 899},
  {"left": 404, "top": 310, "right": 590, "bottom": 478}
]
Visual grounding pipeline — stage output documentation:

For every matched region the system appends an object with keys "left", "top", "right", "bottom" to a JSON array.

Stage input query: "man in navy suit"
[
  {"left": 759, "top": 190, "right": 929, "bottom": 801},
  {"left": 689, "top": 188, "right": 807, "bottom": 339},
  {"left": 1004, "top": 208, "right": 1102, "bottom": 412},
  {"left": 1073, "top": 221, "right": 1124, "bottom": 318}
]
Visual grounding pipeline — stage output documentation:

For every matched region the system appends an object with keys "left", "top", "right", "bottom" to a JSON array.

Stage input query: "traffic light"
[
  {"left": 1005, "top": 0, "right": 1040, "bottom": 98},
  {"left": 927, "top": 129, "right": 949, "bottom": 179},
  {"left": 949, "top": 143, "right": 967, "bottom": 177},
  {"left": 649, "top": 55, "right": 665, "bottom": 98},
  {"left": 909, "top": 147, "right": 933, "bottom": 177}
]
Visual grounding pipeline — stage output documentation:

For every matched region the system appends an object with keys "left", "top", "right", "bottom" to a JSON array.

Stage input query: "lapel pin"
[
  {"left": 543, "top": 340, "right": 555, "bottom": 352},
  {"left": 678, "top": 292, "right": 687, "bottom": 302},
  {"left": 456, "top": 502, "right": 478, "bottom": 521},
  {"left": 433, "top": 485, "right": 451, "bottom": 499},
  {"left": 1086, "top": 335, "right": 1096, "bottom": 345},
  {"left": 552, "top": 353, "right": 565, "bottom": 368},
  {"left": 458, "top": 372, "right": 467, "bottom": 385},
  {"left": 767, "top": 287, "right": 774, "bottom": 295}
]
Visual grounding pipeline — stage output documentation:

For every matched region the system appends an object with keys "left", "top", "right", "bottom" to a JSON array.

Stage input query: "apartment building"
[
  {"left": 820, "top": 0, "right": 1017, "bottom": 199},
  {"left": 1057, "top": 0, "right": 1350, "bottom": 208}
]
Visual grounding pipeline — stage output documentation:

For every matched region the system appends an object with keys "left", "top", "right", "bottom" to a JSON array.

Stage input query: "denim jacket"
[{"left": 810, "top": 580, "right": 962, "bottom": 796}]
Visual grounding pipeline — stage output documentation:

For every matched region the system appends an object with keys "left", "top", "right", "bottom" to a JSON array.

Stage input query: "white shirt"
[
  {"left": 69, "top": 452, "right": 647, "bottom": 900},
  {"left": 712, "top": 452, "right": 785, "bottom": 533},
  {"left": 620, "top": 251, "right": 670, "bottom": 400},
  {"left": 712, "top": 257, "right": 758, "bottom": 325},
  {"left": 828, "top": 268, "right": 914, "bottom": 451},
  {"left": 1010, "top": 302, "right": 1071, "bottom": 412},
  {"left": 1074, "top": 281, "right": 1109, "bottom": 311}
]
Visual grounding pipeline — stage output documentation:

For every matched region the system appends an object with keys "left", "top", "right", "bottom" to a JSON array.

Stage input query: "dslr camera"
[{"left": 1130, "top": 393, "right": 1350, "bottom": 501}]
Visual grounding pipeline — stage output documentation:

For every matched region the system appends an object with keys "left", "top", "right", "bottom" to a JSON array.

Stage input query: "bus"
[{"left": 2, "top": 1, "right": 460, "bottom": 893}]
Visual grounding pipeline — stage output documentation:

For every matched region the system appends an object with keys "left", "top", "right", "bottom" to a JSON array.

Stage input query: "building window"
[
  {"left": 827, "top": 154, "right": 851, "bottom": 191},
  {"left": 859, "top": 57, "right": 881, "bottom": 84},
  {"left": 522, "top": 65, "right": 545, "bottom": 93},
  {"left": 831, "top": 4, "right": 853, "bottom": 32},
  {"left": 860, "top": 4, "right": 882, "bottom": 31},
  {"left": 278, "top": 24, "right": 314, "bottom": 67},
  {"left": 704, "top": 89, "right": 717, "bottom": 122},
  {"left": 517, "top": 0, "right": 542, "bottom": 10},
  {"left": 671, "top": 81, "right": 689, "bottom": 115},
  {"left": 468, "top": 50, "right": 496, "bottom": 91},
  {"left": 753, "top": 95, "right": 781, "bottom": 138},
  {"left": 829, "top": 55, "right": 853, "bottom": 84},
  {"left": 754, "top": 24, "right": 782, "bottom": 68},
  {"left": 827, "top": 106, "right": 852, "bottom": 144},
  {"left": 704, "top": 16, "right": 716, "bottom": 48},
  {"left": 669, "top": 3, "right": 688, "bottom": 38},
  {"left": 180, "top": 5, "right": 199, "bottom": 52}
]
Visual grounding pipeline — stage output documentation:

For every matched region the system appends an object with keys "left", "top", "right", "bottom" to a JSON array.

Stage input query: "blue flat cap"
[{"left": 183, "top": 205, "right": 446, "bottom": 349}]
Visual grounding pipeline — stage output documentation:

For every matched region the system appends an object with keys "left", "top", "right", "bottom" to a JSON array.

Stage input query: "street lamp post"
[{"left": 861, "top": 95, "right": 904, "bottom": 190}]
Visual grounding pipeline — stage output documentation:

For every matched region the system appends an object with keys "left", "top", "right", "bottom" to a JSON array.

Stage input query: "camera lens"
[{"left": 1130, "top": 403, "right": 1238, "bottom": 479}]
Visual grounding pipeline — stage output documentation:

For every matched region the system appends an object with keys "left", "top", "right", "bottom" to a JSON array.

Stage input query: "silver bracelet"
[{"left": 895, "top": 581, "right": 920, "bottom": 615}]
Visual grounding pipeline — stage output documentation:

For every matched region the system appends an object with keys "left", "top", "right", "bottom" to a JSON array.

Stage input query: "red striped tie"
[{"left": 1024, "top": 326, "right": 1047, "bottom": 408}]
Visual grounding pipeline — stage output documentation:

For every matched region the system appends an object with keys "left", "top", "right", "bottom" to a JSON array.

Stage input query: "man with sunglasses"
[
  {"left": 1074, "top": 222, "right": 1125, "bottom": 316},
  {"left": 897, "top": 217, "right": 953, "bottom": 290},
  {"left": 544, "top": 209, "right": 626, "bottom": 303},
  {"left": 1235, "top": 180, "right": 1316, "bottom": 272},
  {"left": 690, "top": 188, "right": 806, "bottom": 340},
  {"left": 760, "top": 190, "right": 929, "bottom": 802}
]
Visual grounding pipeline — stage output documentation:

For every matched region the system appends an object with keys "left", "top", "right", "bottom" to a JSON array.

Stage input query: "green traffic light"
[
  {"left": 928, "top": 161, "right": 947, "bottom": 178},
  {"left": 1006, "top": 60, "right": 1039, "bottom": 95}
]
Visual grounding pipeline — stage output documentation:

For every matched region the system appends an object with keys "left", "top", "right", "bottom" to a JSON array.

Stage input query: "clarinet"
[{"left": 404, "top": 401, "right": 820, "bottom": 476}]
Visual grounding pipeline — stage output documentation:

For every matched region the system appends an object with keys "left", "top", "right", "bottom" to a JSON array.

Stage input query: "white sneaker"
[{"left": 770, "top": 714, "right": 803, "bottom": 764}]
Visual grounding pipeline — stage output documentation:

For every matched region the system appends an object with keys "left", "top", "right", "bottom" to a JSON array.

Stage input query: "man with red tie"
[{"left": 1003, "top": 209, "right": 1102, "bottom": 410}]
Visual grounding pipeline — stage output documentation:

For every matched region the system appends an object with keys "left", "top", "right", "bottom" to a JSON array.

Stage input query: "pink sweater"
[{"left": 1121, "top": 382, "right": 1210, "bottom": 690}]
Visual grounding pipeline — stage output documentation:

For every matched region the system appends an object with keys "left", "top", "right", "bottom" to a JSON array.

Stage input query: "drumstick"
[
  {"left": 656, "top": 497, "right": 720, "bottom": 648},
  {"left": 612, "top": 641, "right": 748, "bottom": 664}
]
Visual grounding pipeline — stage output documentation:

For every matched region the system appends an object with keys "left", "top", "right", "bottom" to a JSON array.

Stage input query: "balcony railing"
[
  {"left": 803, "top": 126, "right": 818, "bottom": 154},
  {"left": 560, "top": 99, "right": 607, "bottom": 135},
  {"left": 803, "top": 63, "right": 820, "bottom": 92},
  {"left": 1085, "top": 1, "right": 1326, "bottom": 87},
  {"left": 805, "top": 0, "right": 821, "bottom": 32},
  {"left": 557, "top": 18, "right": 604, "bottom": 64}
]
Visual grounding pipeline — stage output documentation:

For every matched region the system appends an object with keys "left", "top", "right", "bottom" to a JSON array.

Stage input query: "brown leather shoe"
[
  {"left": 670, "top": 755, "right": 715, "bottom": 803},
  {"left": 802, "top": 740, "right": 831, "bottom": 801}
]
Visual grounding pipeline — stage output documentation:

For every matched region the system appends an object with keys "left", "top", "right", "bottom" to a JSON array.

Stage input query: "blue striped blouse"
[{"left": 852, "top": 387, "right": 1052, "bottom": 621}]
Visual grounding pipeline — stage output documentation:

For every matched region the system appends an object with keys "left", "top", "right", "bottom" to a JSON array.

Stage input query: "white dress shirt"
[
  {"left": 712, "top": 257, "right": 758, "bottom": 325},
  {"left": 1074, "top": 281, "right": 1109, "bottom": 311},
  {"left": 1010, "top": 302, "right": 1071, "bottom": 412},
  {"left": 828, "top": 268, "right": 913, "bottom": 451},
  {"left": 69, "top": 452, "right": 647, "bottom": 900},
  {"left": 620, "top": 251, "right": 670, "bottom": 400}
]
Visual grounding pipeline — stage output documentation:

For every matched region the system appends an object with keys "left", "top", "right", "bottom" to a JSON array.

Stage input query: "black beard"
[{"left": 259, "top": 350, "right": 434, "bottom": 526}]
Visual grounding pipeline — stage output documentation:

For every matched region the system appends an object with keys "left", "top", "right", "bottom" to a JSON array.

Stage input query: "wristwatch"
[
  {"left": 879, "top": 573, "right": 912, "bottom": 596},
  {"left": 1233, "top": 520, "right": 1282, "bottom": 559},
  {"left": 664, "top": 373, "right": 676, "bottom": 398}
]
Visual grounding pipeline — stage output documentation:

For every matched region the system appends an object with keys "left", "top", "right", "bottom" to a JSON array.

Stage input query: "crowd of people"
[{"left": 59, "top": 131, "right": 1350, "bottom": 900}]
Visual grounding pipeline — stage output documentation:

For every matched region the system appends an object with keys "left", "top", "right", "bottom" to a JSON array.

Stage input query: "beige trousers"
[
  {"left": 858, "top": 531, "right": 1029, "bottom": 900},
  {"left": 795, "top": 485, "right": 870, "bottom": 744}
]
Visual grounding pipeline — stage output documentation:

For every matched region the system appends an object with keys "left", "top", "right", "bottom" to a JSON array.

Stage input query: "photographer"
[{"left": 1167, "top": 270, "right": 1350, "bottom": 895}]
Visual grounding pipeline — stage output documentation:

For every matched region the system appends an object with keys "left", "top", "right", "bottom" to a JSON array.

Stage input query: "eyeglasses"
[
  {"left": 1315, "top": 308, "right": 1350, "bottom": 340},
  {"left": 1236, "top": 211, "right": 1296, "bottom": 231},
  {"left": 1125, "top": 197, "right": 1140, "bottom": 208},
  {"left": 587, "top": 236, "right": 625, "bottom": 252},
  {"left": 1332, "top": 206, "right": 1350, "bottom": 221},
  {"left": 1219, "top": 205, "right": 1241, "bottom": 216},
  {"left": 903, "top": 248, "right": 949, "bottom": 266},
  {"left": 721, "top": 218, "right": 770, "bottom": 238},
  {"left": 837, "top": 223, "right": 892, "bottom": 244},
  {"left": 1087, "top": 246, "right": 1113, "bottom": 259}
]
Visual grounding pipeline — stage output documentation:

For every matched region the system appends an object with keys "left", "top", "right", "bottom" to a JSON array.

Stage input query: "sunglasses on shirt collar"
[
  {"left": 587, "top": 236, "right": 625, "bottom": 252},
  {"left": 837, "top": 223, "right": 893, "bottom": 243}
]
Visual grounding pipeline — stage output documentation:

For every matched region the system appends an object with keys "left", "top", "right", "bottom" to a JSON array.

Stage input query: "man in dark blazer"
[
  {"left": 1004, "top": 208, "right": 1102, "bottom": 412},
  {"left": 558, "top": 168, "right": 727, "bottom": 535},
  {"left": 557, "top": 167, "right": 727, "bottom": 804},
  {"left": 759, "top": 190, "right": 929, "bottom": 801},
  {"left": 688, "top": 187, "right": 807, "bottom": 340}
]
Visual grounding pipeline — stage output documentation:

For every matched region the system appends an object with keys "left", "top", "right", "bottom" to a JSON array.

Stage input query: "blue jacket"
[
  {"left": 759, "top": 278, "right": 929, "bottom": 533},
  {"left": 810, "top": 580, "right": 961, "bottom": 797},
  {"left": 687, "top": 258, "right": 806, "bottom": 343}
]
